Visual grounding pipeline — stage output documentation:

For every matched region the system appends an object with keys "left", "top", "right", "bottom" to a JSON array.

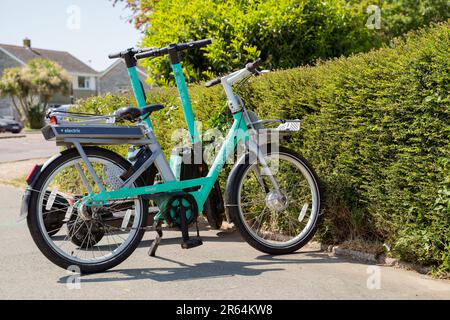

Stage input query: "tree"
[
  {"left": 113, "top": 0, "right": 449, "bottom": 86},
  {"left": 137, "top": 0, "right": 378, "bottom": 85},
  {"left": 110, "top": 0, "right": 155, "bottom": 29},
  {"left": 0, "top": 59, "right": 71, "bottom": 129}
]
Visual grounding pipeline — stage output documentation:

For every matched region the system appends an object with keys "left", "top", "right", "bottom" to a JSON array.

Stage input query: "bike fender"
[
  {"left": 224, "top": 152, "right": 249, "bottom": 222},
  {"left": 18, "top": 152, "right": 62, "bottom": 222},
  {"left": 224, "top": 143, "right": 276, "bottom": 222}
]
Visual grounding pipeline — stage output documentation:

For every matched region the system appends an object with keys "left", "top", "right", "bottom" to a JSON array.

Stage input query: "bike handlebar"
[
  {"left": 177, "top": 39, "right": 212, "bottom": 51},
  {"left": 136, "top": 47, "right": 169, "bottom": 59},
  {"left": 108, "top": 47, "right": 155, "bottom": 60},
  {"left": 134, "top": 39, "right": 212, "bottom": 60},
  {"left": 108, "top": 52, "right": 122, "bottom": 59},
  {"left": 205, "top": 77, "right": 222, "bottom": 88},
  {"left": 205, "top": 58, "right": 264, "bottom": 88}
]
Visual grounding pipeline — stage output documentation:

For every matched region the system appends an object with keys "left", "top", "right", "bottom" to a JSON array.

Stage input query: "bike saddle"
[{"left": 115, "top": 104, "right": 165, "bottom": 122}]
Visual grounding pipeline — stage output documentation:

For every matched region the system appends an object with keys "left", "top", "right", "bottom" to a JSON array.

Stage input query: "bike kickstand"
[
  {"left": 179, "top": 204, "right": 203, "bottom": 250},
  {"left": 148, "top": 221, "right": 163, "bottom": 257}
]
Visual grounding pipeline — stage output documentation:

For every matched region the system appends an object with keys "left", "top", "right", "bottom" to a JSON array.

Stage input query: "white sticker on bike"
[
  {"left": 121, "top": 209, "right": 133, "bottom": 231},
  {"left": 277, "top": 120, "right": 301, "bottom": 132},
  {"left": 299, "top": 203, "right": 309, "bottom": 222},
  {"left": 46, "top": 189, "right": 58, "bottom": 211}
]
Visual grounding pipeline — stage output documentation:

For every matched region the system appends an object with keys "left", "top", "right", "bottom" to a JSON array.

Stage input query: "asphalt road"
[
  {"left": 0, "top": 133, "right": 58, "bottom": 163},
  {"left": 0, "top": 184, "right": 449, "bottom": 300}
]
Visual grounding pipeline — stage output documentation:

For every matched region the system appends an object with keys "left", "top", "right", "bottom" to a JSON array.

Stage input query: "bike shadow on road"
[
  {"left": 138, "top": 229, "right": 244, "bottom": 247},
  {"left": 58, "top": 249, "right": 341, "bottom": 285}
]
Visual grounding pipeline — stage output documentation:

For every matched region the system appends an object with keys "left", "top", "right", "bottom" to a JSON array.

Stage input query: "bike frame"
[
  {"left": 129, "top": 61, "right": 200, "bottom": 142},
  {"left": 82, "top": 60, "right": 275, "bottom": 214}
]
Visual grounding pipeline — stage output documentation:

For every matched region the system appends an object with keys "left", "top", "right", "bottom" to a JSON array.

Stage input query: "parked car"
[
  {"left": 0, "top": 119, "right": 7, "bottom": 133},
  {"left": 0, "top": 116, "right": 23, "bottom": 133}
]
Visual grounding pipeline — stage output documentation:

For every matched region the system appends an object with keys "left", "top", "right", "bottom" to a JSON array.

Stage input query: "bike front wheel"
[{"left": 227, "top": 146, "right": 322, "bottom": 255}]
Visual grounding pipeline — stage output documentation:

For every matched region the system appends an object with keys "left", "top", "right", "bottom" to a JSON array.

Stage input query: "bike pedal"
[{"left": 181, "top": 238, "right": 203, "bottom": 249}]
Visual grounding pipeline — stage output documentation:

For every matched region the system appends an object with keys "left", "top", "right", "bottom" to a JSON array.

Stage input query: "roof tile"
[{"left": 0, "top": 44, "right": 98, "bottom": 74}]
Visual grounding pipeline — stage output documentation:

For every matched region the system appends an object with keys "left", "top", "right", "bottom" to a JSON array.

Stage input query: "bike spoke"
[{"left": 238, "top": 152, "right": 319, "bottom": 247}]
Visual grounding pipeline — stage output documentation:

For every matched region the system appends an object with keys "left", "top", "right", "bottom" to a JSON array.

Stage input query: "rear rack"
[
  {"left": 41, "top": 124, "right": 150, "bottom": 147},
  {"left": 49, "top": 111, "right": 116, "bottom": 125},
  {"left": 43, "top": 110, "right": 153, "bottom": 147}
]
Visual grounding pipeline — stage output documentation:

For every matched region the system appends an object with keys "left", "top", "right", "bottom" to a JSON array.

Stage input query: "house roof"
[
  {"left": 100, "top": 60, "right": 148, "bottom": 79},
  {"left": 0, "top": 44, "right": 98, "bottom": 74}
]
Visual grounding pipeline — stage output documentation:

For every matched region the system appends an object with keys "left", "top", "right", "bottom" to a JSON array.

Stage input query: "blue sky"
[{"left": 0, "top": 0, "right": 142, "bottom": 71}]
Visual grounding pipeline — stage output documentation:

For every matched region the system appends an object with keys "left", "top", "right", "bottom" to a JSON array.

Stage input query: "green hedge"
[
  {"left": 79, "top": 22, "right": 450, "bottom": 274},
  {"left": 243, "top": 22, "right": 450, "bottom": 274}
]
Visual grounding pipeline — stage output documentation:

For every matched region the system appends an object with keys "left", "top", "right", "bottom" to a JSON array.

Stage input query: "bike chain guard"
[{"left": 163, "top": 193, "right": 199, "bottom": 228}]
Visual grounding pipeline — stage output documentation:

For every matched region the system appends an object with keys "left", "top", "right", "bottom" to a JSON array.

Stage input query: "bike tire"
[
  {"left": 226, "top": 145, "right": 322, "bottom": 255},
  {"left": 27, "top": 147, "right": 148, "bottom": 274}
]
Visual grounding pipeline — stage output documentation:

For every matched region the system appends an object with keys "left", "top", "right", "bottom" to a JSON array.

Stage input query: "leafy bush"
[
  {"left": 78, "top": 22, "right": 450, "bottom": 273},
  {"left": 140, "top": 0, "right": 380, "bottom": 84},
  {"left": 136, "top": 0, "right": 449, "bottom": 85},
  {"left": 0, "top": 59, "right": 71, "bottom": 128}
]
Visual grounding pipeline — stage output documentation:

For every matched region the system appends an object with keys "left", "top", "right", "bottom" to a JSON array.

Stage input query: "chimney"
[{"left": 23, "top": 38, "right": 31, "bottom": 48}]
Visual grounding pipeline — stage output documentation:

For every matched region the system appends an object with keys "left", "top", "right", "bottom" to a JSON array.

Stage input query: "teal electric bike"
[{"left": 20, "top": 39, "right": 322, "bottom": 273}]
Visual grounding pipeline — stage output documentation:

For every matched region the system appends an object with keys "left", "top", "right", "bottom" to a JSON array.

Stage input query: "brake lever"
[{"left": 253, "top": 69, "right": 271, "bottom": 77}]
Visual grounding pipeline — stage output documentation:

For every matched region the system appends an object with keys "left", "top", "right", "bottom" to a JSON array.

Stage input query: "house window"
[{"left": 78, "top": 76, "right": 90, "bottom": 89}]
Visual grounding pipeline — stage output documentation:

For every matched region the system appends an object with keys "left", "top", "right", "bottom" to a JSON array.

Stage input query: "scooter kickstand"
[{"left": 148, "top": 221, "right": 163, "bottom": 257}]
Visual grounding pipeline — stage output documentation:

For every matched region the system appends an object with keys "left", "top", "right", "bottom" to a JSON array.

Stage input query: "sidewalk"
[
  {"left": 0, "top": 133, "right": 25, "bottom": 139},
  {"left": 0, "top": 133, "right": 58, "bottom": 164},
  {"left": 0, "top": 158, "right": 48, "bottom": 187}
]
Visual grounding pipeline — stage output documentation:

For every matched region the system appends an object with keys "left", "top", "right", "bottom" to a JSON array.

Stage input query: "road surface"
[
  {"left": 0, "top": 184, "right": 449, "bottom": 300},
  {"left": 0, "top": 133, "right": 58, "bottom": 163}
]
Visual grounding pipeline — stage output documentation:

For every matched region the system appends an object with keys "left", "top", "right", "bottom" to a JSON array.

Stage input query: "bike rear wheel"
[
  {"left": 227, "top": 146, "right": 321, "bottom": 255},
  {"left": 27, "top": 147, "right": 148, "bottom": 273}
]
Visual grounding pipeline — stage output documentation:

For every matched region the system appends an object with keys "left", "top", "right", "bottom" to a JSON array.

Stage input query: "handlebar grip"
[
  {"left": 192, "top": 39, "right": 212, "bottom": 48},
  {"left": 108, "top": 52, "right": 122, "bottom": 59},
  {"left": 109, "top": 47, "right": 140, "bottom": 59},
  {"left": 178, "top": 39, "right": 213, "bottom": 51},
  {"left": 205, "top": 77, "right": 221, "bottom": 88}
]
